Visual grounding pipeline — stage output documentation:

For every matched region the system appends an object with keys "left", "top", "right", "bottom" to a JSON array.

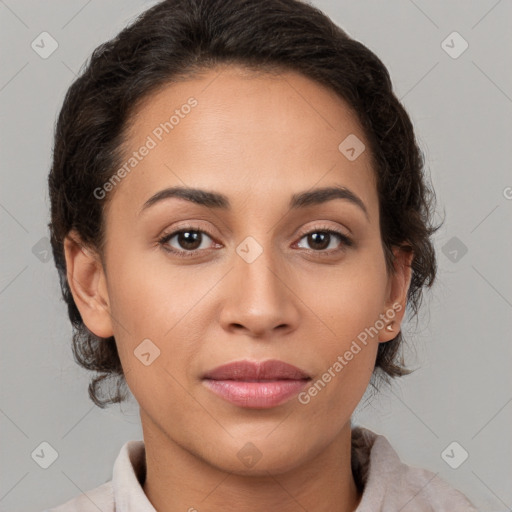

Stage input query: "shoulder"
[
  {"left": 43, "top": 481, "right": 114, "bottom": 512},
  {"left": 352, "top": 425, "right": 479, "bottom": 511},
  {"left": 43, "top": 439, "right": 146, "bottom": 512}
]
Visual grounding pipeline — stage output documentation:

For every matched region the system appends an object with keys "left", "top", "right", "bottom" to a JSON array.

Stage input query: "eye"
[
  {"left": 296, "top": 227, "right": 353, "bottom": 253},
  {"left": 158, "top": 227, "right": 219, "bottom": 257}
]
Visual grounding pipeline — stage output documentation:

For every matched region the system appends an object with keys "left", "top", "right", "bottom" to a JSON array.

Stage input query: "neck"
[{"left": 141, "top": 412, "right": 362, "bottom": 512}]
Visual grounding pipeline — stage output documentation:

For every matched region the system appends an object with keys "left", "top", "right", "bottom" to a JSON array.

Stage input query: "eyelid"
[
  {"left": 295, "top": 221, "right": 351, "bottom": 240},
  {"left": 158, "top": 220, "right": 217, "bottom": 239}
]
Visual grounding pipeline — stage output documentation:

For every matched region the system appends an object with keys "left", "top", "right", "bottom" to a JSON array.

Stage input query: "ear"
[
  {"left": 378, "top": 245, "right": 414, "bottom": 342},
  {"left": 63, "top": 230, "right": 114, "bottom": 339}
]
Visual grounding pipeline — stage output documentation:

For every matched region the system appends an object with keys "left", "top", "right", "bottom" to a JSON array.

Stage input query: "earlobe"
[
  {"left": 379, "top": 246, "right": 414, "bottom": 343},
  {"left": 63, "top": 231, "right": 114, "bottom": 339}
]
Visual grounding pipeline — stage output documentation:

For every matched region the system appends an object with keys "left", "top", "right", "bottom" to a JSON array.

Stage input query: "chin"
[{"left": 205, "top": 436, "right": 317, "bottom": 476}]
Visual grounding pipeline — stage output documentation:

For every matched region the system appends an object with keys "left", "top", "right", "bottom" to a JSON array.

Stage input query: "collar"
[{"left": 111, "top": 426, "right": 477, "bottom": 511}]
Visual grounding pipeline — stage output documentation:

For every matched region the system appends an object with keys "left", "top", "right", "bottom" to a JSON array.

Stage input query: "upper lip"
[{"left": 202, "top": 359, "right": 311, "bottom": 381}]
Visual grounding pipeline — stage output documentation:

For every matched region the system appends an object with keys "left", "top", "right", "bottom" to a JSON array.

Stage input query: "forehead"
[{"left": 109, "top": 65, "right": 378, "bottom": 221}]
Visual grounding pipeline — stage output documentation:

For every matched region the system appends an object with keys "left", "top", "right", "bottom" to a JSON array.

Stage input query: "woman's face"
[{"left": 67, "top": 64, "right": 411, "bottom": 474}]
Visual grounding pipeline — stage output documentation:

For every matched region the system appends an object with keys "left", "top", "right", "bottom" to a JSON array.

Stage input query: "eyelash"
[{"left": 157, "top": 224, "right": 353, "bottom": 259}]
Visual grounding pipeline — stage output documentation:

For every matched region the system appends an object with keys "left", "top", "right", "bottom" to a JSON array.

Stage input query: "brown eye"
[
  {"left": 159, "top": 228, "right": 217, "bottom": 256},
  {"left": 296, "top": 228, "right": 352, "bottom": 253},
  {"left": 174, "top": 230, "right": 203, "bottom": 250},
  {"left": 306, "top": 232, "right": 330, "bottom": 250}
]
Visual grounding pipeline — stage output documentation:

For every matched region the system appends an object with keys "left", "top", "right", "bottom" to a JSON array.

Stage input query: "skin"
[{"left": 64, "top": 64, "right": 412, "bottom": 512}]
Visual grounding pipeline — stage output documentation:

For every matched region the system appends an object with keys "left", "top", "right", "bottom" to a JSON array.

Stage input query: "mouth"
[{"left": 202, "top": 359, "right": 311, "bottom": 409}]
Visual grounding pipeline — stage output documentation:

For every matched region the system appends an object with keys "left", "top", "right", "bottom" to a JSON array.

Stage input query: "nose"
[{"left": 218, "top": 243, "right": 301, "bottom": 338}]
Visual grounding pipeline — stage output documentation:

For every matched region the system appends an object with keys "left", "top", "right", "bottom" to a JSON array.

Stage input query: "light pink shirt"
[{"left": 45, "top": 426, "right": 478, "bottom": 511}]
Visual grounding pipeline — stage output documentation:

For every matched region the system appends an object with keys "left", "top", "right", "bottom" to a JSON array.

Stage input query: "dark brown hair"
[{"left": 48, "top": 0, "right": 441, "bottom": 408}]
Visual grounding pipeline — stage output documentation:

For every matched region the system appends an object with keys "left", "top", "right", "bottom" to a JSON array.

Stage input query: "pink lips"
[{"left": 202, "top": 359, "right": 311, "bottom": 409}]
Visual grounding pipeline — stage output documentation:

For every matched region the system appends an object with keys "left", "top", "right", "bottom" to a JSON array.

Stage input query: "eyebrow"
[{"left": 139, "top": 185, "right": 369, "bottom": 220}]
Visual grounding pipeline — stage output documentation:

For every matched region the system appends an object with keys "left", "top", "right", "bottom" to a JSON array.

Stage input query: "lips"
[
  {"left": 202, "top": 359, "right": 311, "bottom": 409},
  {"left": 202, "top": 359, "right": 311, "bottom": 381}
]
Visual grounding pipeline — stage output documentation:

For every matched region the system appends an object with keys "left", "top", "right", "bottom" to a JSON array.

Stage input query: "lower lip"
[{"left": 203, "top": 379, "right": 310, "bottom": 409}]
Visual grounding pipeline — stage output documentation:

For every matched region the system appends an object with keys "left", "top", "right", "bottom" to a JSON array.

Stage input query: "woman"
[{"left": 46, "top": 0, "right": 477, "bottom": 510}]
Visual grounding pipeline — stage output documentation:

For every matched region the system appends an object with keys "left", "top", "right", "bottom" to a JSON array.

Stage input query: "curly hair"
[{"left": 48, "top": 0, "right": 441, "bottom": 408}]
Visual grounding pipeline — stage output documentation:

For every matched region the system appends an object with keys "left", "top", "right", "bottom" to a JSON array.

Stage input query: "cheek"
[
  {"left": 107, "top": 251, "right": 201, "bottom": 335},
  {"left": 106, "top": 266, "right": 201, "bottom": 415},
  {"left": 105, "top": 256, "right": 216, "bottom": 378},
  {"left": 298, "top": 273, "right": 383, "bottom": 421},
  {"left": 302, "top": 247, "right": 389, "bottom": 342},
  {"left": 293, "top": 248, "right": 387, "bottom": 405}
]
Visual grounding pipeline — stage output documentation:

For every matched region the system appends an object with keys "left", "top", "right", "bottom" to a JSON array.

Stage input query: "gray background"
[{"left": 1, "top": 1, "right": 511, "bottom": 511}]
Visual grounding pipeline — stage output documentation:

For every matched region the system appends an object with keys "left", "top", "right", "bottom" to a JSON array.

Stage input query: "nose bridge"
[
  {"left": 231, "top": 193, "right": 282, "bottom": 287},
  {"left": 234, "top": 233, "right": 286, "bottom": 304},
  {"left": 219, "top": 231, "right": 299, "bottom": 335}
]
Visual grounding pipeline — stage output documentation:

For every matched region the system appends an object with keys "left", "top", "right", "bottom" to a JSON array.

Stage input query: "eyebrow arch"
[{"left": 139, "top": 185, "right": 369, "bottom": 220}]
